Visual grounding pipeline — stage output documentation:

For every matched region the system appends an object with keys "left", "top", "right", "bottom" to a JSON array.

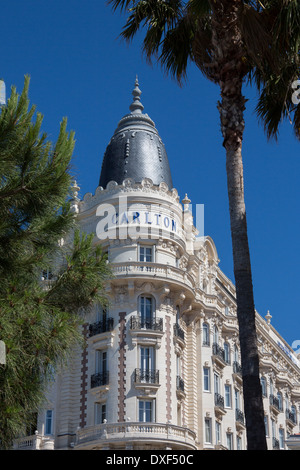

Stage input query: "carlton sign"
[{"left": 95, "top": 199, "right": 182, "bottom": 240}]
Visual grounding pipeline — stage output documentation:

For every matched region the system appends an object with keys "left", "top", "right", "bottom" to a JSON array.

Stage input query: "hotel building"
[{"left": 14, "top": 79, "right": 300, "bottom": 451}]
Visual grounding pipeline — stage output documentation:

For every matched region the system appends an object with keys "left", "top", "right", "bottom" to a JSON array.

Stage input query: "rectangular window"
[
  {"left": 204, "top": 418, "right": 212, "bottom": 443},
  {"left": 226, "top": 432, "right": 233, "bottom": 450},
  {"left": 214, "top": 373, "right": 220, "bottom": 394},
  {"left": 139, "top": 245, "right": 154, "bottom": 262},
  {"left": 279, "top": 428, "right": 285, "bottom": 449},
  {"left": 95, "top": 403, "right": 106, "bottom": 425},
  {"left": 264, "top": 415, "right": 269, "bottom": 437},
  {"left": 45, "top": 410, "right": 53, "bottom": 435},
  {"left": 237, "top": 436, "right": 242, "bottom": 450},
  {"left": 139, "top": 400, "right": 155, "bottom": 422},
  {"left": 139, "top": 295, "right": 154, "bottom": 326},
  {"left": 215, "top": 421, "right": 221, "bottom": 445},
  {"left": 96, "top": 350, "right": 107, "bottom": 374},
  {"left": 225, "top": 384, "right": 232, "bottom": 408},
  {"left": 203, "top": 367, "right": 210, "bottom": 392}
]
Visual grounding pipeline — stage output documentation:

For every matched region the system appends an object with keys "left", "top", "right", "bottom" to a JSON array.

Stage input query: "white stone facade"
[
  {"left": 14, "top": 177, "right": 300, "bottom": 451},
  {"left": 13, "top": 81, "right": 300, "bottom": 451}
]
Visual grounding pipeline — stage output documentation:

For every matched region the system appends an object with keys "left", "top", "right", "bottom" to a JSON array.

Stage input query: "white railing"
[
  {"left": 13, "top": 432, "right": 55, "bottom": 450},
  {"left": 75, "top": 421, "right": 196, "bottom": 449},
  {"left": 112, "top": 262, "right": 194, "bottom": 288}
]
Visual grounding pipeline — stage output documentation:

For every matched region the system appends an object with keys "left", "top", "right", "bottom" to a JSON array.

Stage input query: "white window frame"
[
  {"left": 225, "top": 384, "right": 232, "bottom": 408},
  {"left": 203, "top": 367, "right": 210, "bottom": 392},
  {"left": 204, "top": 418, "right": 212, "bottom": 444},
  {"left": 95, "top": 402, "right": 107, "bottom": 425},
  {"left": 226, "top": 432, "right": 233, "bottom": 450},
  {"left": 140, "top": 346, "right": 155, "bottom": 372},
  {"left": 95, "top": 349, "right": 108, "bottom": 375},
  {"left": 139, "top": 244, "right": 155, "bottom": 262},
  {"left": 139, "top": 399, "right": 155, "bottom": 423},
  {"left": 215, "top": 421, "right": 221, "bottom": 445},
  {"left": 202, "top": 322, "right": 210, "bottom": 346},
  {"left": 139, "top": 295, "right": 155, "bottom": 326}
]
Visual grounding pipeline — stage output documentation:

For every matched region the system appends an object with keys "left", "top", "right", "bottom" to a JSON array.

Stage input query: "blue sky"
[{"left": 1, "top": 1, "right": 299, "bottom": 348}]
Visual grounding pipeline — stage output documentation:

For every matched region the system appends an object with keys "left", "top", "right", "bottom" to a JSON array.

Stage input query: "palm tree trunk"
[{"left": 212, "top": 0, "right": 267, "bottom": 450}]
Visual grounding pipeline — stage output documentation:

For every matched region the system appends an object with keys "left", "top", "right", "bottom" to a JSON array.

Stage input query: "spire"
[{"left": 129, "top": 75, "right": 144, "bottom": 114}]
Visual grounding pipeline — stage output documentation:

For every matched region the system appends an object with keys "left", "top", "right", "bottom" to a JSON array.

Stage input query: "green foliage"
[
  {"left": 109, "top": 0, "right": 300, "bottom": 137},
  {"left": 0, "top": 77, "right": 112, "bottom": 449}
]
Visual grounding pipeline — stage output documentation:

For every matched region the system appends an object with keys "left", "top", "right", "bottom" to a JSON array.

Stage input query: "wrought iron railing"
[
  {"left": 134, "top": 368, "right": 159, "bottom": 385},
  {"left": 91, "top": 371, "right": 109, "bottom": 388},
  {"left": 173, "top": 323, "right": 184, "bottom": 341},
  {"left": 176, "top": 375, "right": 185, "bottom": 393},
  {"left": 272, "top": 437, "right": 280, "bottom": 450},
  {"left": 214, "top": 392, "right": 225, "bottom": 409},
  {"left": 235, "top": 408, "right": 245, "bottom": 424},
  {"left": 89, "top": 318, "right": 114, "bottom": 337},
  {"left": 212, "top": 343, "right": 225, "bottom": 362},
  {"left": 286, "top": 409, "right": 297, "bottom": 423},
  {"left": 233, "top": 361, "right": 242, "bottom": 375},
  {"left": 269, "top": 394, "right": 281, "bottom": 411},
  {"left": 130, "top": 316, "right": 163, "bottom": 332}
]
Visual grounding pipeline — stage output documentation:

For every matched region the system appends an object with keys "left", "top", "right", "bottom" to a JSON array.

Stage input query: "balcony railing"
[
  {"left": 91, "top": 371, "right": 109, "bottom": 388},
  {"left": 286, "top": 409, "right": 297, "bottom": 424},
  {"left": 272, "top": 437, "right": 280, "bottom": 450},
  {"left": 212, "top": 343, "right": 225, "bottom": 362},
  {"left": 176, "top": 375, "right": 185, "bottom": 393},
  {"left": 134, "top": 368, "right": 159, "bottom": 385},
  {"left": 233, "top": 361, "right": 242, "bottom": 375},
  {"left": 269, "top": 394, "right": 281, "bottom": 411},
  {"left": 235, "top": 408, "right": 245, "bottom": 425},
  {"left": 215, "top": 393, "right": 225, "bottom": 409},
  {"left": 130, "top": 316, "right": 163, "bottom": 332},
  {"left": 174, "top": 323, "right": 185, "bottom": 341},
  {"left": 89, "top": 318, "right": 114, "bottom": 337},
  {"left": 75, "top": 421, "right": 197, "bottom": 450}
]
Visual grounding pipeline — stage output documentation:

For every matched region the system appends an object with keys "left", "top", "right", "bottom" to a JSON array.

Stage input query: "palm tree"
[
  {"left": 252, "top": 0, "right": 300, "bottom": 140},
  {"left": 108, "top": 0, "right": 296, "bottom": 450}
]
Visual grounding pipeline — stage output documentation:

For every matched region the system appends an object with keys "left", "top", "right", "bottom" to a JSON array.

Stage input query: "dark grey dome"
[{"left": 99, "top": 78, "right": 173, "bottom": 189}]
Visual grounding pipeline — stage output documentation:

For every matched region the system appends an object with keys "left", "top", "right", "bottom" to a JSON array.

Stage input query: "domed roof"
[{"left": 99, "top": 77, "right": 173, "bottom": 189}]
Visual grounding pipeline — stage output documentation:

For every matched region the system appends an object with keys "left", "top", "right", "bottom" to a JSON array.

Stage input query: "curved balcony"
[
  {"left": 75, "top": 421, "right": 197, "bottom": 450},
  {"left": 111, "top": 261, "right": 195, "bottom": 291}
]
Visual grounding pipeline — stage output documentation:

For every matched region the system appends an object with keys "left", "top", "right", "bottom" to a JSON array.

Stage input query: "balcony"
[
  {"left": 129, "top": 316, "right": 164, "bottom": 348},
  {"left": 272, "top": 437, "right": 280, "bottom": 450},
  {"left": 75, "top": 421, "right": 197, "bottom": 450},
  {"left": 111, "top": 261, "right": 195, "bottom": 292},
  {"left": 269, "top": 394, "right": 281, "bottom": 414},
  {"left": 214, "top": 393, "right": 226, "bottom": 417},
  {"left": 134, "top": 368, "right": 160, "bottom": 393},
  {"left": 91, "top": 371, "right": 109, "bottom": 389},
  {"left": 89, "top": 318, "right": 114, "bottom": 337},
  {"left": 286, "top": 409, "right": 297, "bottom": 425},
  {"left": 13, "top": 432, "right": 54, "bottom": 450},
  {"left": 176, "top": 375, "right": 185, "bottom": 400},
  {"left": 130, "top": 316, "right": 163, "bottom": 332},
  {"left": 235, "top": 408, "right": 245, "bottom": 430},
  {"left": 212, "top": 343, "right": 226, "bottom": 368}
]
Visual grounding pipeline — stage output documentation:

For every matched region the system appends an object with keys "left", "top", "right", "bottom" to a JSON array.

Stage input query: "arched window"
[
  {"left": 203, "top": 323, "right": 210, "bottom": 346},
  {"left": 139, "top": 295, "right": 155, "bottom": 328}
]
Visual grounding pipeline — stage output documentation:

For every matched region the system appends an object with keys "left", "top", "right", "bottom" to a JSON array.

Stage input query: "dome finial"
[{"left": 129, "top": 75, "right": 144, "bottom": 114}]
